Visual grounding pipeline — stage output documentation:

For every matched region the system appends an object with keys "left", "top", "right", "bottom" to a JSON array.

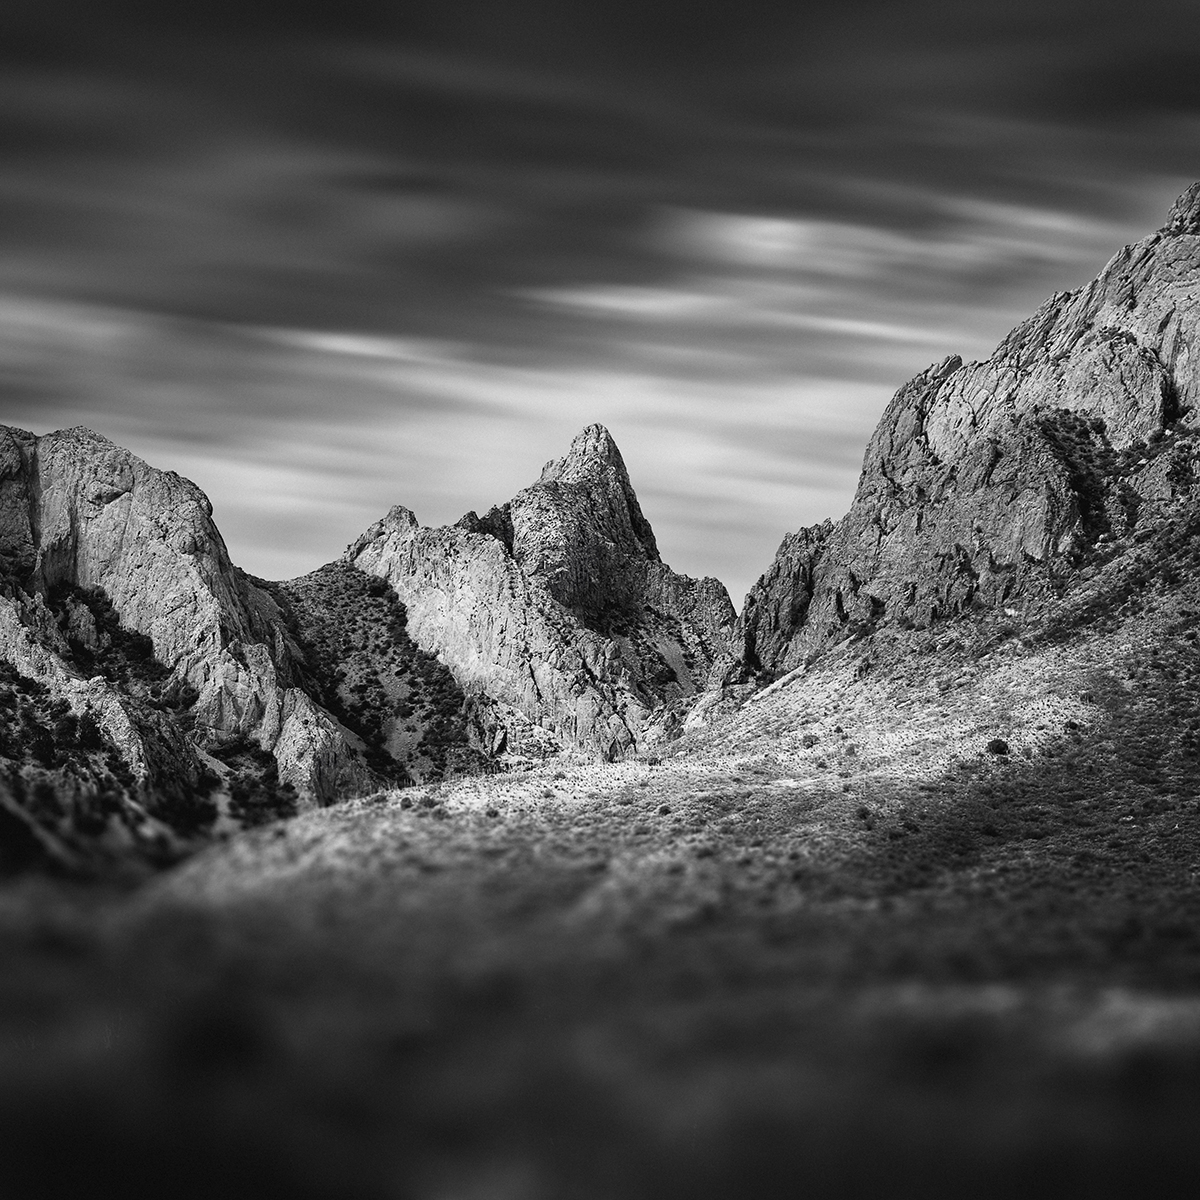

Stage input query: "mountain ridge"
[
  {"left": 347, "top": 423, "right": 737, "bottom": 761},
  {"left": 4, "top": 184, "right": 1200, "bottom": 869},
  {"left": 741, "top": 186, "right": 1200, "bottom": 676},
  {"left": 0, "top": 419, "right": 736, "bottom": 864}
]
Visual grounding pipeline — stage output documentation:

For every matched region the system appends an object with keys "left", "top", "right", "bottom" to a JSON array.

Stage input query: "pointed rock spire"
[
  {"left": 348, "top": 423, "right": 736, "bottom": 761},
  {"left": 1164, "top": 182, "right": 1200, "bottom": 235},
  {"left": 527, "top": 423, "right": 659, "bottom": 566},
  {"left": 539, "top": 423, "right": 628, "bottom": 486}
]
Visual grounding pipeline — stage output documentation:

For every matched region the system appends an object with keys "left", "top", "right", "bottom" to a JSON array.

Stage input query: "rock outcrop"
[
  {"left": 0, "top": 421, "right": 735, "bottom": 863},
  {"left": 349, "top": 425, "right": 736, "bottom": 759},
  {"left": 743, "top": 185, "right": 1200, "bottom": 675},
  {"left": 264, "top": 562, "right": 494, "bottom": 785},
  {"left": 0, "top": 425, "right": 370, "bottom": 819}
]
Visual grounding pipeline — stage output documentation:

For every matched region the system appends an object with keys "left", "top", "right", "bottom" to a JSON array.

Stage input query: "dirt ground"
[{"left": 3, "top": 607, "right": 1200, "bottom": 1199}]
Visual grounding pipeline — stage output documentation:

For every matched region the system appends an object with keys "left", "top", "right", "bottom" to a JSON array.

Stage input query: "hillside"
[
  {"left": 3, "top": 498, "right": 1200, "bottom": 1196},
  {"left": 265, "top": 562, "right": 492, "bottom": 784}
]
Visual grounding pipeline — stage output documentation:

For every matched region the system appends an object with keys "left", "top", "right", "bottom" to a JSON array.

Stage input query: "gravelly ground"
[{"left": 3, "top": 589, "right": 1200, "bottom": 1199}]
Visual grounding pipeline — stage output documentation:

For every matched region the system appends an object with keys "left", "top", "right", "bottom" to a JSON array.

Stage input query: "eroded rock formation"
[
  {"left": 743, "top": 185, "right": 1200, "bottom": 675},
  {"left": 0, "top": 421, "right": 735, "bottom": 862},
  {"left": 0, "top": 425, "right": 370, "bottom": 824},
  {"left": 349, "top": 424, "right": 736, "bottom": 759},
  {"left": 10, "top": 185, "right": 1200, "bottom": 867}
]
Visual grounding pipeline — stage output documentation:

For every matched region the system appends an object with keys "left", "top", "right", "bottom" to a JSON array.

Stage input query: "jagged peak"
[
  {"left": 538, "top": 423, "right": 628, "bottom": 486},
  {"left": 1163, "top": 182, "right": 1200, "bottom": 235},
  {"left": 343, "top": 504, "right": 419, "bottom": 562},
  {"left": 57, "top": 424, "right": 115, "bottom": 442},
  {"left": 530, "top": 424, "right": 660, "bottom": 561},
  {"left": 385, "top": 503, "right": 419, "bottom": 527}
]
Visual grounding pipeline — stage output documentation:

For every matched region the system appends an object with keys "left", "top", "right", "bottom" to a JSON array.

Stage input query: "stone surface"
[
  {"left": 743, "top": 184, "right": 1200, "bottom": 675},
  {"left": 0, "top": 425, "right": 368, "bottom": 804},
  {"left": 0, "top": 421, "right": 736, "bottom": 859},
  {"left": 349, "top": 424, "right": 736, "bottom": 759}
]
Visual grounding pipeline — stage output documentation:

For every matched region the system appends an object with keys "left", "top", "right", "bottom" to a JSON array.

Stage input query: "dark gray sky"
[{"left": 3, "top": 1, "right": 1200, "bottom": 601}]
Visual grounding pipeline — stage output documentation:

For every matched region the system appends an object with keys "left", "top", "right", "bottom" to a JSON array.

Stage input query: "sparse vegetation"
[
  {"left": 210, "top": 735, "right": 297, "bottom": 827},
  {"left": 267, "top": 563, "right": 490, "bottom": 785},
  {"left": 2, "top": 470, "right": 1199, "bottom": 1193},
  {"left": 0, "top": 658, "right": 141, "bottom": 851},
  {"left": 9, "top": 189, "right": 1200, "bottom": 1199},
  {"left": 0, "top": 586, "right": 224, "bottom": 857}
]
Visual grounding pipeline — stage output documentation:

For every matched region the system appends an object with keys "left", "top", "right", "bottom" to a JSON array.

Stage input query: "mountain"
[
  {"left": 6, "top": 185, "right": 1200, "bottom": 870},
  {"left": 7, "top": 189, "right": 1200, "bottom": 1197},
  {"left": 0, "top": 424, "right": 376, "bottom": 866},
  {"left": 741, "top": 184, "right": 1200, "bottom": 676},
  {"left": 348, "top": 424, "right": 737, "bottom": 760},
  {"left": 0, "top": 421, "right": 733, "bottom": 865}
]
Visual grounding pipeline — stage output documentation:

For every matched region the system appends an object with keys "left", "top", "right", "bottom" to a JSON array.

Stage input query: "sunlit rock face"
[
  {"left": 349, "top": 424, "right": 737, "bottom": 760},
  {"left": 744, "top": 184, "right": 1200, "bottom": 676},
  {"left": 0, "top": 418, "right": 736, "bottom": 860},
  {"left": 0, "top": 425, "right": 368, "bottom": 805}
]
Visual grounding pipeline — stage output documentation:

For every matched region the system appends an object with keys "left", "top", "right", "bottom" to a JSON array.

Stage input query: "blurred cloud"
[
  {"left": 0, "top": 292, "right": 891, "bottom": 600},
  {"left": 3, "top": 2, "right": 1200, "bottom": 602}
]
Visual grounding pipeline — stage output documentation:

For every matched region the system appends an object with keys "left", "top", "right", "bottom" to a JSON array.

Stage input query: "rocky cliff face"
[
  {"left": 743, "top": 185, "right": 1200, "bottom": 676},
  {"left": 264, "top": 562, "right": 494, "bottom": 785},
  {"left": 0, "top": 421, "right": 735, "bottom": 865},
  {"left": 349, "top": 425, "right": 736, "bottom": 759},
  {"left": 0, "top": 425, "right": 372, "bottom": 846}
]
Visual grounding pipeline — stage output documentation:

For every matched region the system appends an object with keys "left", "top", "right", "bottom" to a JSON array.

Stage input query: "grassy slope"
[{"left": 2, "top": 477, "right": 1200, "bottom": 1197}]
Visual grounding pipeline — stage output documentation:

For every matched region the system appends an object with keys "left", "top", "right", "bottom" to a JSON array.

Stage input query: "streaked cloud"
[
  {"left": 0, "top": 292, "right": 893, "bottom": 601},
  {"left": 3, "top": 2, "right": 1200, "bottom": 605}
]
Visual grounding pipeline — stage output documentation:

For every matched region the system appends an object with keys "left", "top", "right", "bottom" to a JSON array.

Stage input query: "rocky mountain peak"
[
  {"left": 741, "top": 181, "right": 1200, "bottom": 677},
  {"left": 1164, "top": 182, "right": 1200, "bottom": 235},
  {"left": 0, "top": 422, "right": 373, "bottom": 837},
  {"left": 531, "top": 422, "right": 660, "bottom": 564},
  {"left": 349, "top": 424, "right": 735, "bottom": 760},
  {"left": 540, "top": 423, "right": 624, "bottom": 482}
]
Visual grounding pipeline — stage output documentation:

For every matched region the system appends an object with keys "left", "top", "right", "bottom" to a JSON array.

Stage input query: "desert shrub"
[
  {"left": 29, "top": 724, "right": 55, "bottom": 769},
  {"left": 72, "top": 784, "right": 126, "bottom": 837},
  {"left": 215, "top": 739, "right": 298, "bottom": 828},
  {"left": 155, "top": 788, "right": 218, "bottom": 834},
  {"left": 105, "top": 750, "right": 135, "bottom": 791},
  {"left": 53, "top": 712, "right": 79, "bottom": 747},
  {"left": 14, "top": 674, "right": 47, "bottom": 700},
  {"left": 28, "top": 778, "right": 62, "bottom": 821},
  {"left": 77, "top": 712, "right": 105, "bottom": 751}
]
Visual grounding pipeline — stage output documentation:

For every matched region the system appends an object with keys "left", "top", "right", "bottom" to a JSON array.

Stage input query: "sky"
[{"left": 2, "top": 3, "right": 1200, "bottom": 604}]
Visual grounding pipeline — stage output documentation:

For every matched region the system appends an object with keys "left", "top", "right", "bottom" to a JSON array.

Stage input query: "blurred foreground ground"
[{"left": 3, "top": 615, "right": 1200, "bottom": 1199}]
